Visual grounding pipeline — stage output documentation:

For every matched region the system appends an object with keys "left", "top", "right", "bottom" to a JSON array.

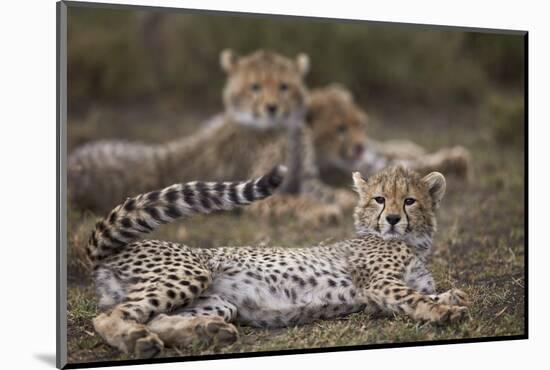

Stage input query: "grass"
[{"left": 66, "top": 98, "right": 525, "bottom": 365}]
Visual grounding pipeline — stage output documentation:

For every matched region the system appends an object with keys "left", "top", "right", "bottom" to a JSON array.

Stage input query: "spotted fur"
[
  {"left": 87, "top": 165, "right": 287, "bottom": 264},
  {"left": 91, "top": 166, "right": 469, "bottom": 358},
  {"left": 69, "top": 50, "right": 345, "bottom": 226}
]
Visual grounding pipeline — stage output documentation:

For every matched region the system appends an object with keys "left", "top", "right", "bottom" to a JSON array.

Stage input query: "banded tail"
[{"left": 87, "top": 165, "right": 287, "bottom": 264}]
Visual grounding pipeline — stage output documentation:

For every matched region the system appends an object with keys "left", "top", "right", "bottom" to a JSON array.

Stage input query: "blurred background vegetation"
[{"left": 68, "top": 6, "right": 524, "bottom": 113}]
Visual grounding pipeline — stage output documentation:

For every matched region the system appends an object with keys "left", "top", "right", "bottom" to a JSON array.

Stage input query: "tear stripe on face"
[
  {"left": 403, "top": 202, "right": 411, "bottom": 232},
  {"left": 375, "top": 199, "right": 385, "bottom": 233}
]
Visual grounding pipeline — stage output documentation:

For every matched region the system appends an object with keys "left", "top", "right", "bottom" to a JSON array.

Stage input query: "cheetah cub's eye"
[
  {"left": 374, "top": 196, "right": 385, "bottom": 204},
  {"left": 404, "top": 197, "right": 416, "bottom": 206},
  {"left": 250, "top": 83, "right": 261, "bottom": 92},
  {"left": 337, "top": 124, "right": 348, "bottom": 134},
  {"left": 279, "top": 82, "right": 288, "bottom": 92}
]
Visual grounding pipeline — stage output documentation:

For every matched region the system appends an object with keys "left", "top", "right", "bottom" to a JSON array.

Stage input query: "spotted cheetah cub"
[
  {"left": 90, "top": 165, "right": 469, "bottom": 358},
  {"left": 307, "top": 84, "right": 471, "bottom": 185},
  {"left": 69, "top": 49, "right": 345, "bottom": 226}
]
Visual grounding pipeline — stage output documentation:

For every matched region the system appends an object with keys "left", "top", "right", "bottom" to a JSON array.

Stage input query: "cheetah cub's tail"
[{"left": 86, "top": 165, "right": 287, "bottom": 264}]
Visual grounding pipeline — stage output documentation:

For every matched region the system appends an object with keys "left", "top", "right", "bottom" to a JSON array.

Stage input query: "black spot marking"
[
  {"left": 189, "top": 285, "right": 199, "bottom": 294},
  {"left": 123, "top": 199, "right": 136, "bottom": 211},
  {"left": 228, "top": 184, "right": 240, "bottom": 204},
  {"left": 147, "top": 191, "right": 160, "bottom": 201},
  {"left": 144, "top": 207, "right": 162, "bottom": 221},
  {"left": 165, "top": 189, "right": 180, "bottom": 202},
  {"left": 165, "top": 205, "right": 183, "bottom": 218},
  {"left": 243, "top": 181, "right": 255, "bottom": 201},
  {"left": 182, "top": 185, "right": 195, "bottom": 205}
]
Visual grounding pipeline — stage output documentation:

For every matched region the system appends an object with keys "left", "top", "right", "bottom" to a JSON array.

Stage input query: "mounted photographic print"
[{"left": 56, "top": 1, "right": 527, "bottom": 368}]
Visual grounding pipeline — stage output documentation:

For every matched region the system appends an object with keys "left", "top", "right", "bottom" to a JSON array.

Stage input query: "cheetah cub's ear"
[
  {"left": 221, "top": 49, "right": 239, "bottom": 73},
  {"left": 296, "top": 53, "right": 310, "bottom": 76},
  {"left": 422, "top": 172, "right": 446, "bottom": 209},
  {"left": 327, "top": 83, "right": 354, "bottom": 103},
  {"left": 352, "top": 172, "right": 368, "bottom": 197}
]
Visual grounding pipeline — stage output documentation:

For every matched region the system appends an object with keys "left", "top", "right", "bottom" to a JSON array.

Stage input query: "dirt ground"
[{"left": 65, "top": 101, "right": 525, "bottom": 365}]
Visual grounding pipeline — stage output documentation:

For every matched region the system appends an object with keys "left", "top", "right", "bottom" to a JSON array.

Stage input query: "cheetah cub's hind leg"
[
  {"left": 93, "top": 261, "right": 213, "bottom": 358},
  {"left": 93, "top": 306, "right": 164, "bottom": 358},
  {"left": 148, "top": 295, "right": 239, "bottom": 349},
  {"left": 409, "top": 146, "right": 471, "bottom": 179},
  {"left": 89, "top": 166, "right": 288, "bottom": 357}
]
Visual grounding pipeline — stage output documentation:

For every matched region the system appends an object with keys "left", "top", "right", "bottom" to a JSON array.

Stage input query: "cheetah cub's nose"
[
  {"left": 266, "top": 104, "right": 278, "bottom": 116},
  {"left": 386, "top": 214, "right": 401, "bottom": 226},
  {"left": 353, "top": 144, "right": 365, "bottom": 157}
]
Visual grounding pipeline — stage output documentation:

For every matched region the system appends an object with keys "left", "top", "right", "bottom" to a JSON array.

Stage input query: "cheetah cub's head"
[
  {"left": 220, "top": 49, "right": 309, "bottom": 131},
  {"left": 352, "top": 166, "right": 446, "bottom": 251},
  {"left": 306, "top": 84, "right": 368, "bottom": 170}
]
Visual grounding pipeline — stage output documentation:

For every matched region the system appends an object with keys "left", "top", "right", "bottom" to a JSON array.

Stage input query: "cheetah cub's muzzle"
[{"left": 352, "top": 166, "right": 446, "bottom": 250}]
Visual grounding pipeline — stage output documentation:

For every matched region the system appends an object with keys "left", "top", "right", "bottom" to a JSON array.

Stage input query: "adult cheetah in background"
[
  {"left": 69, "top": 50, "right": 350, "bottom": 225},
  {"left": 89, "top": 165, "right": 470, "bottom": 357}
]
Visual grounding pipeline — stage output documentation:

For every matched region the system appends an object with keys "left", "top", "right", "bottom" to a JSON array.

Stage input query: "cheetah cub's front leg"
[
  {"left": 365, "top": 278, "right": 468, "bottom": 323},
  {"left": 404, "top": 259, "right": 471, "bottom": 308},
  {"left": 430, "top": 289, "right": 471, "bottom": 307}
]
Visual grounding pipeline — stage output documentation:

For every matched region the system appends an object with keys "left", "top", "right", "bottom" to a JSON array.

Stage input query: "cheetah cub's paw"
[
  {"left": 194, "top": 317, "right": 239, "bottom": 347},
  {"left": 148, "top": 315, "right": 238, "bottom": 349},
  {"left": 93, "top": 312, "right": 164, "bottom": 358},
  {"left": 433, "top": 304, "right": 469, "bottom": 324},
  {"left": 443, "top": 146, "right": 471, "bottom": 179},
  {"left": 133, "top": 330, "right": 165, "bottom": 358},
  {"left": 437, "top": 289, "right": 471, "bottom": 307}
]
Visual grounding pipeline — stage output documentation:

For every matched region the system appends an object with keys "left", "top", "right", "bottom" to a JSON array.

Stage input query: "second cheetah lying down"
[
  {"left": 307, "top": 84, "right": 470, "bottom": 185},
  {"left": 89, "top": 165, "right": 469, "bottom": 357},
  {"left": 68, "top": 50, "right": 350, "bottom": 227}
]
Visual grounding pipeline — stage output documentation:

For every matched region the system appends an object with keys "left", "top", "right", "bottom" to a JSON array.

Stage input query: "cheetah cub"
[{"left": 89, "top": 166, "right": 469, "bottom": 358}]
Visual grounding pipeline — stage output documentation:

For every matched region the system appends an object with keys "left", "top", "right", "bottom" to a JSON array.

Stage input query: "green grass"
[{"left": 66, "top": 100, "right": 525, "bottom": 364}]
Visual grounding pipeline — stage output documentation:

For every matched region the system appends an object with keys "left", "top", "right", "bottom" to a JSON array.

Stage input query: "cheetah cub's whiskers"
[
  {"left": 90, "top": 165, "right": 469, "bottom": 358},
  {"left": 352, "top": 167, "right": 446, "bottom": 259}
]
